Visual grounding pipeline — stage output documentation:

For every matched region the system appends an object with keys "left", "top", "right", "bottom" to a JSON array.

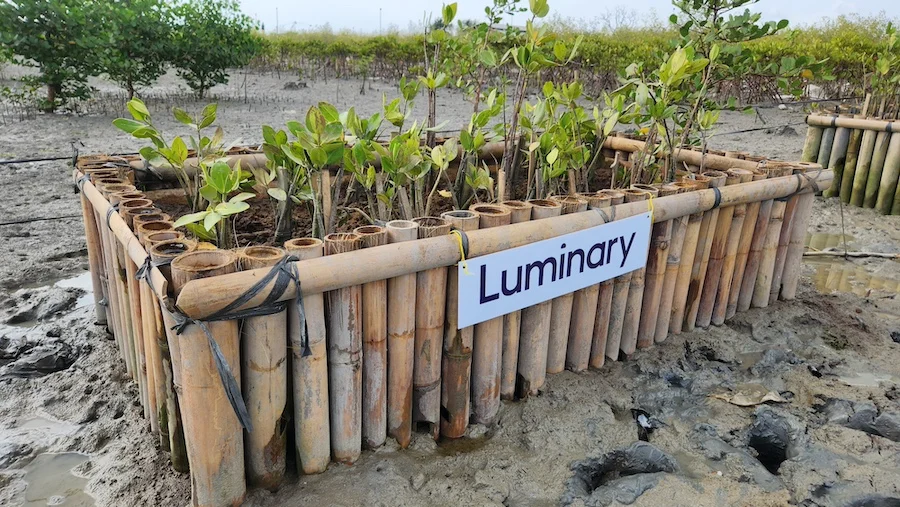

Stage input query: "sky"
[{"left": 237, "top": 0, "right": 900, "bottom": 34}]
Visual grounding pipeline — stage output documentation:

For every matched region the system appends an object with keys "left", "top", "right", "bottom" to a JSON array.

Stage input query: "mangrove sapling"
[
  {"left": 425, "top": 138, "right": 459, "bottom": 216},
  {"left": 342, "top": 108, "right": 387, "bottom": 221},
  {"left": 420, "top": 3, "right": 458, "bottom": 148},
  {"left": 372, "top": 123, "right": 431, "bottom": 219},
  {"left": 258, "top": 125, "right": 300, "bottom": 244},
  {"left": 454, "top": 89, "right": 505, "bottom": 207},
  {"left": 173, "top": 160, "right": 253, "bottom": 249}
]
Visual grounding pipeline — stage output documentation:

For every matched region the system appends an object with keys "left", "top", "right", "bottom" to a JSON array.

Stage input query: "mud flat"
[{"left": 1, "top": 72, "right": 899, "bottom": 506}]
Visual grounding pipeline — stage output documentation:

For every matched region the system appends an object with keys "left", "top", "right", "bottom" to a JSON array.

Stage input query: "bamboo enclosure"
[{"left": 74, "top": 149, "right": 829, "bottom": 507}]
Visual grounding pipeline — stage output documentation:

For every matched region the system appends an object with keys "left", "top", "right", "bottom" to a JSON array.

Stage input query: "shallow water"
[
  {"left": 53, "top": 272, "right": 94, "bottom": 310},
  {"left": 21, "top": 452, "right": 93, "bottom": 507}
]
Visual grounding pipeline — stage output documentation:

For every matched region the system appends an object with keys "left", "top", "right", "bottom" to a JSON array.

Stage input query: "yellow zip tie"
[
  {"left": 642, "top": 191, "right": 655, "bottom": 222},
  {"left": 450, "top": 230, "right": 471, "bottom": 275}
]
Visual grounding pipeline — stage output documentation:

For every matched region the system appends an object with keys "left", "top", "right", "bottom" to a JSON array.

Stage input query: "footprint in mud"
[{"left": 562, "top": 442, "right": 677, "bottom": 507}]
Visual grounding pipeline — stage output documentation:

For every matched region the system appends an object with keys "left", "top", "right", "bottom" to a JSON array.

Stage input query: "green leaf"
[
  {"left": 318, "top": 102, "right": 340, "bottom": 123},
  {"left": 171, "top": 136, "right": 188, "bottom": 164},
  {"left": 529, "top": 0, "right": 549, "bottom": 18},
  {"left": 174, "top": 211, "right": 209, "bottom": 228},
  {"left": 309, "top": 147, "right": 327, "bottom": 167},
  {"left": 185, "top": 223, "right": 217, "bottom": 242},
  {"left": 113, "top": 118, "right": 144, "bottom": 134},
  {"left": 127, "top": 99, "right": 150, "bottom": 121},
  {"left": 199, "top": 184, "right": 218, "bottom": 203},
  {"left": 262, "top": 125, "right": 276, "bottom": 144},
  {"left": 230, "top": 192, "right": 255, "bottom": 203},
  {"left": 546, "top": 147, "right": 559, "bottom": 165},
  {"left": 203, "top": 211, "right": 222, "bottom": 231},
  {"left": 173, "top": 107, "right": 193, "bottom": 126},
  {"left": 442, "top": 3, "right": 457, "bottom": 26},
  {"left": 267, "top": 188, "right": 287, "bottom": 201},
  {"left": 208, "top": 162, "right": 232, "bottom": 193}
]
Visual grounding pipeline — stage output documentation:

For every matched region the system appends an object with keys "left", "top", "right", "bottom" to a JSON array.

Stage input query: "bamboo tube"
[
  {"left": 352, "top": 226, "right": 388, "bottom": 449},
  {"left": 637, "top": 184, "right": 678, "bottom": 348},
  {"left": 891, "top": 176, "right": 900, "bottom": 214},
  {"left": 173, "top": 170, "right": 835, "bottom": 321},
  {"left": 589, "top": 190, "right": 625, "bottom": 368},
  {"left": 669, "top": 175, "right": 711, "bottom": 334},
  {"left": 386, "top": 221, "right": 418, "bottom": 447},
  {"left": 654, "top": 182, "right": 696, "bottom": 343},
  {"left": 146, "top": 231, "right": 185, "bottom": 248},
  {"left": 618, "top": 188, "right": 653, "bottom": 356},
  {"left": 76, "top": 181, "right": 108, "bottom": 326},
  {"left": 817, "top": 127, "right": 836, "bottom": 168},
  {"left": 779, "top": 189, "right": 816, "bottom": 300},
  {"left": 726, "top": 169, "right": 767, "bottom": 319},
  {"left": 736, "top": 169, "right": 785, "bottom": 312},
  {"left": 544, "top": 195, "right": 587, "bottom": 372},
  {"left": 498, "top": 201, "right": 533, "bottom": 398},
  {"left": 171, "top": 250, "right": 245, "bottom": 506},
  {"left": 238, "top": 246, "right": 288, "bottom": 490},
  {"left": 468, "top": 204, "right": 511, "bottom": 424},
  {"left": 323, "top": 232, "right": 363, "bottom": 464},
  {"left": 136, "top": 221, "right": 175, "bottom": 244},
  {"left": 440, "top": 210, "right": 480, "bottom": 438},
  {"left": 863, "top": 131, "right": 891, "bottom": 208},
  {"left": 684, "top": 171, "right": 727, "bottom": 331},
  {"left": 876, "top": 133, "right": 900, "bottom": 214},
  {"left": 602, "top": 137, "right": 759, "bottom": 171},
  {"left": 411, "top": 217, "right": 450, "bottom": 437},
  {"left": 752, "top": 193, "right": 787, "bottom": 308},
  {"left": 838, "top": 121, "right": 864, "bottom": 203},
  {"left": 97, "top": 183, "right": 133, "bottom": 363},
  {"left": 711, "top": 169, "right": 754, "bottom": 325},
  {"left": 806, "top": 114, "right": 900, "bottom": 132},
  {"left": 769, "top": 166, "right": 809, "bottom": 305},
  {"left": 149, "top": 240, "right": 193, "bottom": 473},
  {"left": 801, "top": 126, "right": 824, "bottom": 162},
  {"left": 823, "top": 126, "right": 851, "bottom": 198},
  {"left": 567, "top": 194, "right": 612, "bottom": 371},
  {"left": 283, "top": 238, "right": 330, "bottom": 474},
  {"left": 516, "top": 200, "right": 562, "bottom": 396},
  {"left": 850, "top": 128, "right": 878, "bottom": 206}
]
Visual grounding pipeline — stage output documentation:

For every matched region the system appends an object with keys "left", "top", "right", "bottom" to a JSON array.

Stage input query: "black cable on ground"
[{"left": 0, "top": 215, "right": 81, "bottom": 226}]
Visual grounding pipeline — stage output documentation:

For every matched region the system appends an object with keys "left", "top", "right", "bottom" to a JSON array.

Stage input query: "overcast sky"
[{"left": 237, "top": 0, "right": 899, "bottom": 33}]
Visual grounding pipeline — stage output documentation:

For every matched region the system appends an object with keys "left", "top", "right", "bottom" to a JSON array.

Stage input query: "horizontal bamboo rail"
[
  {"left": 601, "top": 136, "right": 761, "bottom": 172},
  {"left": 807, "top": 114, "right": 900, "bottom": 132}
]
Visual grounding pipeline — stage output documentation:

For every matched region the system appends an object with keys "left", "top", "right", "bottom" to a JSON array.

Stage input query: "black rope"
[{"left": 165, "top": 254, "right": 312, "bottom": 431}]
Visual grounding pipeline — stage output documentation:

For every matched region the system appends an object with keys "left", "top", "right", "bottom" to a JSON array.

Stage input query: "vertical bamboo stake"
[
  {"left": 823, "top": 126, "right": 851, "bottom": 198},
  {"left": 545, "top": 195, "right": 587, "bottom": 372},
  {"left": 801, "top": 126, "right": 824, "bottom": 163},
  {"left": 838, "top": 121, "right": 864, "bottom": 203},
  {"left": 875, "top": 133, "right": 900, "bottom": 214},
  {"left": 468, "top": 204, "right": 511, "bottom": 424},
  {"left": 170, "top": 250, "right": 245, "bottom": 506},
  {"left": 726, "top": 169, "right": 767, "bottom": 319},
  {"left": 769, "top": 165, "right": 807, "bottom": 305},
  {"left": 386, "top": 221, "right": 418, "bottom": 447},
  {"left": 752, "top": 190, "right": 788, "bottom": 308},
  {"left": 655, "top": 182, "right": 696, "bottom": 343},
  {"left": 283, "top": 238, "right": 330, "bottom": 474},
  {"left": 352, "top": 226, "right": 388, "bottom": 449},
  {"left": 779, "top": 188, "right": 815, "bottom": 300},
  {"left": 696, "top": 171, "right": 742, "bottom": 328},
  {"left": 617, "top": 188, "right": 652, "bottom": 356},
  {"left": 637, "top": 184, "right": 678, "bottom": 348},
  {"left": 324, "top": 232, "right": 363, "bottom": 464},
  {"left": 238, "top": 246, "right": 288, "bottom": 490},
  {"left": 99, "top": 183, "right": 134, "bottom": 369},
  {"left": 516, "top": 200, "right": 561, "bottom": 396},
  {"left": 566, "top": 193, "right": 611, "bottom": 371},
  {"left": 684, "top": 171, "right": 727, "bottom": 331},
  {"left": 411, "top": 217, "right": 450, "bottom": 438},
  {"left": 590, "top": 190, "right": 625, "bottom": 368},
  {"left": 150, "top": 239, "right": 193, "bottom": 473},
  {"left": 498, "top": 201, "right": 533, "bottom": 398},
  {"left": 669, "top": 175, "right": 710, "bottom": 335},
  {"left": 850, "top": 128, "right": 878, "bottom": 206},
  {"left": 440, "top": 210, "right": 479, "bottom": 438},
  {"left": 76, "top": 178, "right": 107, "bottom": 326},
  {"left": 816, "top": 126, "right": 836, "bottom": 168},
  {"left": 711, "top": 169, "right": 754, "bottom": 325},
  {"left": 863, "top": 131, "right": 891, "bottom": 208}
]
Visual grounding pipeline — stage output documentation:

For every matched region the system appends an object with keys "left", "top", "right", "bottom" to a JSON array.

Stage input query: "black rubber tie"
[
  {"left": 712, "top": 187, "right": 722, "bottom": 209},
  {"left": 105, "top": 203, "right": 120, "bottom": 230},
  {"left": 450, "top": 227, "right": 469, "bottom": 259}
]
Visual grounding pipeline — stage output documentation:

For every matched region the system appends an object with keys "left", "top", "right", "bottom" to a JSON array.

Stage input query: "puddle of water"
[
  {"left": 436, "top": 435, "right": 491, "bottom": 457},
  {"left": 21, "top": 452, "right": 94, "bottom": 507},
  {"left": 837, "top": 372, "right": 899, "bottom": 387},
  {"left": 15, "top": 416, "right": 80, "bottom": 436},
  {"left": 54, "top": 272, "right": 94, "bottom": 310},
  {"left": 805, "top": 259, "right": 900, "bottom": 297},
  {"left": 805, "top": 232, "right": 855, "bottom": 251},
  {"left": 736, "top": 350, "right": 765, "bottom": 371}
]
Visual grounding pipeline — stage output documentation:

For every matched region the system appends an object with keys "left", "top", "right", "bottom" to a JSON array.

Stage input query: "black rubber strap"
[
  {"left": 830, "top": 116, "right": 837, "bottom": 127},
  {"left": 887, "top": 123, "right": 893, "bottom": 133},
  {"left": 105, "top": 203, "right": 120, "bottom": 230},
  {"left": 594, "top": 207, "right": 611, "bottom": 223},
  {"left": 450, "top": 227, "right": 469, "bottom": 259},
  {"left": 76, "top": 174, "right": 90, "bottom": 192},
  {"left": 711, "top": 187, "right": 722, "bottom": 209}
]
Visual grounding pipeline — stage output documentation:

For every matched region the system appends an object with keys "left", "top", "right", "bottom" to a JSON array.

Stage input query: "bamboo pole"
[
  {"left": 469, "top": 204, "right": 511, "bottom": 424},
  {"left": 823, "top": 126, "right": 851, "bottom": 198},
  {"left": 76, "top": 181, "right": 107, "bottom": 326},
  {"left": 590, "top": 190, "right": 624, "bottom": 368},
  {"left": 684, "top": 171, "right": 727, "bottom": 331},
  {"left": 736, "top": 169, "right": 781, "bottom": 312},
  {"left": 323, "top": 232, "right": 363, "bottom": 464},
  {"left": 806, "top": 114, "right": 900, "bottom": 132},
  {"left": 498, "top": 201, "right": 533, "bottom": 398},
  {"left": 386, "top": 221, "right": 418, "bottom": 447},
  {"left": 517, "top": 199, "right": 562, "bottom": 396},
  {"left": 238, "top": 246, "right": 288, "bottom": 490},
  {"left": 618, "top": 188, "right": 653, "bottom": 356},
  {"left": 602, "top": 136, "right": 759, "bottom": 171},
  {"left": 863, "top": 131, "right": 891, "bottom": 208},
  {"left": 726, "top": 169, "right": 767, "bottom": 319},
  {"left": 440, "top": 210, "right": 480, "bottom": 438},
  {"left": 412, "top": 217, "right": 450, "bottom": 438},
  {"left": 637, "top": 184, "right": 678, "bottom": 348},
  {"left": 669, "top": 175, "right": 711, "bottom": 334},
  {"left": 97, "top": 182, "right": 133, "bottom": 367},
  {"left": 283, "top": 238, "right": 330, "bottom": 474},
  {"left": 779, "top": 188, "right": 816, "bottom": 300},
  {"left": 173, "top": 170, "right": 835, "bottom": 321},
  {"left": 170, "top": 250, "right": 245, "bottom": 506},
  {"left": 850, "top": 128, "right": 878, "bottom": 206},
  {"left": 711, "top": 169, "right": 754, "bottom": 325},
  {"left": 655, "top": 182, "right": 696, "bottom": 342},
  {"left": 566, "top": 193, "right": 611, "bottom": 371},
  {"left": 875, "top": 133, "right": 900, "bottom": 214},
  {"left": 149, "top": 239, "right": 192, "bottom": 473},
  {"left": 801, "top": 126, "right": 824, "bottom": 163},
  {"left": 838, "top": 120, "right": 865, "bottom": 203},
  {"left": 817, "top": 127, "right": 836, "bottom": 168},
  {"left": 545, "top": 196, "right": 587, "bottom": 372},
  {"left": 752, "top": 192, "right": 788, "bottom": 308},
  {"left": 769, "top": 165, "right": 809, "bottom": 305},
  {"left": 353, "top": 226, "right": 388, "bottom": 449}
]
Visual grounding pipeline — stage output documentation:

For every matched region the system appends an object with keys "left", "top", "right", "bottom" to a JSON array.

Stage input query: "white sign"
[{"left": 457, "top": 212, "right": 652, "bottom": 328}]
